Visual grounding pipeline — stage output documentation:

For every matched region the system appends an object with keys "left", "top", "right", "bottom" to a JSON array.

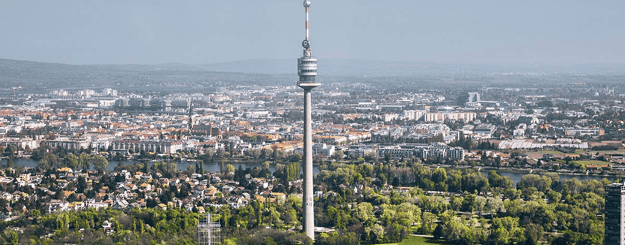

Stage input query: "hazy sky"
[{"left": 0, "top": 0, "right": 624, "bottom": 65}]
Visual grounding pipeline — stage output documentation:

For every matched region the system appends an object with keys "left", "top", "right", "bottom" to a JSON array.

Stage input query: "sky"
[{"left": 0, "top": 0, "right": 624, "bottom": 65}]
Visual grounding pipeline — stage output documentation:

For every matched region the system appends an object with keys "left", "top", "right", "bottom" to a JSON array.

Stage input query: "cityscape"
[{"left": 1, "top": 1, "right": 625, "bottom": 245}]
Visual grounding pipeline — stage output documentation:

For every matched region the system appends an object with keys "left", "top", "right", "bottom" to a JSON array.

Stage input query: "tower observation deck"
[{"left": 297, "top": 0, "right": 319, "bottom": 89}]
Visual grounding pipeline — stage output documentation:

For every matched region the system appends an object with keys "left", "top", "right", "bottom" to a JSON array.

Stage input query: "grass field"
[
  {"left": 571, "top": 160, "right": 612, "bottom": 168},
  {"left": 377, "top": 236, "right": 450, "bottom": 245},
  {"left": 573, "top": 160, "right": 611, "bottom": 165},
  {"left": 526, "top": 149, "right": 625, "bottom": 159},
  {"left": 527, "top": 150, "right": 566, "bottom": 159},
  {"left": 535, "top": 150, "right": 564, "bottom": 155},
  {"left": 575, "top": 149, "right": 625, "bottom": 155}
]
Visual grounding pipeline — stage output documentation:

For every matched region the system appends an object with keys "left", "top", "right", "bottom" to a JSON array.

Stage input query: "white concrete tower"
[{"left": 297, "top": 0, "right": 319, "bottom": 240}]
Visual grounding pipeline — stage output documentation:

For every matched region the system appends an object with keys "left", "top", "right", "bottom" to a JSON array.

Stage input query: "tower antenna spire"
[
  {"left": 302, "top": 0, "right": 312, "bottom": 57},
  {"left": 305, "top": 0, "right": 310, "bottom": 41}
]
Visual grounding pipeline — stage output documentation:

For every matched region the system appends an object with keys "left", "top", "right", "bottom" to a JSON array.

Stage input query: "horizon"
[{"left": 3, "top": 57, "right": 625, "bottom": 67}]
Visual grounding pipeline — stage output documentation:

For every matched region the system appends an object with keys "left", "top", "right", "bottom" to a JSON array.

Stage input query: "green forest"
[
  {"left": 0, "top": 143, "right": 611, "bottom": 244},
  {"left": 1, "top": 159, "right": 609, "bottom": 245}
]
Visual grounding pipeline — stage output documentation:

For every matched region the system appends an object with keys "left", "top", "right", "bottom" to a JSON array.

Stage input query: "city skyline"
[{"left": 0, "top": 0, "right": 624, "bottom": 244}]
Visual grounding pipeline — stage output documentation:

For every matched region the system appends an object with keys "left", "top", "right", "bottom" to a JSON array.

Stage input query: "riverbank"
[
  {"left": 1, "top": 156, "right": 617, "bottom": 185},
  {"left": 434, "top": 165, "right": 616, "bottom": 185},
  {"left": 0, "top": 157, "right": 323, "bottom": 175}
]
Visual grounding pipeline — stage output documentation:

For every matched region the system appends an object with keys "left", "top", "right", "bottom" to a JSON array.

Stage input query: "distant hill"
[
  {"left": 0, "top": 58, "right": 250, "bottom": 92},
  {"left": 200, "top": 59, "right": 625, "bottom": 77},
  {"left": 200, "top": 59, "right": 465, "bottom": 77},
  {"left": 0, "top": 58, "right": 623, "bottom": 93}
]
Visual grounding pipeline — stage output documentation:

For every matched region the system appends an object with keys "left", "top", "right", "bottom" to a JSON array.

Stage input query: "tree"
[
  {"left": 6, "top": 157, "right": 15, "bottom": 168},
  {"left": 63, "top": 153, "right": 79, "bottom": 169},
  {"left": 489, "top": 217, "right": 520, "bottom": 245},
  {"left": 365, "top": 151, "right": 378, "bottom": 162},
  {"left": 432, "top": 168, "right": 448, "bottom": 191},
  {"left": 326, "top": 206, "right": 348, "bottom": 229},
  {"left": 284, "top": 162, "right": 301, "bottom": 182},
  {"left": 474, "top": 195, "right": 488, "bottom": 215},
  {"left": 289, "top": 153, "right": 302, "bottom": 163},
  {"left": 8, "top": 231, "right": 18, "bottom": 245},
  {"left": 92, "top": 155, "right": 108, "bottom": 173},
  {"left": 332, "top": 150, "right": 344, "bottom": 161},
  {"left": 79, "top": 154, "right": 92, "bottom": 169},
  {"left": 76, "top": 176, "right": 88, "bottom": 194},
  {"left": 261, "top": 148, "right": 273, "bottom": 159},
  {"left": 187, "top": 165, "right": 196, "bottom": 173},
  {"left": 353, "top": 202, "right": 375, "bottom": 223},
  {"left": 384, "top": 153, "right": 393, "bottom": 162},
  {"left": 485, "top": 197, "right": 504, "bottom": 214},
  {"left": 247, "top": 149, "right": 262, "bottom": 159},
  {"left": 461, "top": 194, "right": 477, "bottom": 213},
  {"left": 4, "top": 145, "right": 17, "bottom": 158},
  {"left": 396, "top": 202, "right": 422, "bottom": 226},
  {"left": 198, "top": 160, "right": 204, "bottom": 174},
  {"left": 421, "top": 212, "right": 438, "bottom": 235},
  {"left": 225, "top": 164, "right": 236, "bottom": 175},
  {"left": 488, "top": 170, "right": 503, "bottom": 188},
  {"left": 447, "top": 170, "right": 463, "bottom": 192},
  {"left": 524, "top": 223, "right": 543, "bottom": 245},
  {"left": 39, "top": 153, "right": 60, "bottom": 170},
  {"left": 365, "top": 224, "right": 385, "bottom": 243},
  {"left": 392, "top": 177, "right": 400, "bottom": 187},
  {"left": 439, "top": 217, "right": 471, "bottom": 244}
]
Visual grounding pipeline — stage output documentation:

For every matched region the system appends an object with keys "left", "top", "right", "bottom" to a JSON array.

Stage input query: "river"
[{"left": 3, "top": 158, "right": 321, "bottom": 174}]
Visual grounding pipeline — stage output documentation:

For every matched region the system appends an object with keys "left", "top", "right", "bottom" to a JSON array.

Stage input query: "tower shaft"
[{"left": 303, "top": 88, "right": 314, "bottom": 239}]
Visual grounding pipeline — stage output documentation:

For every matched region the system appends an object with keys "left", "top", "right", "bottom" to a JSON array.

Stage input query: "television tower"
[{"left": 297, "top": 0, "right": 319, "bottom": 240}]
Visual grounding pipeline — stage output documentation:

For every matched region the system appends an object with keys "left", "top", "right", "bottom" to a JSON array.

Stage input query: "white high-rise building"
[{"left": 102, "top": 88, "right": 118, "bottom": 97}]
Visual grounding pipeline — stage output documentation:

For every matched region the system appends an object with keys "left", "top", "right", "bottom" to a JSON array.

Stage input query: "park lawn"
[
  {"left": 527, "top": 150, "right": 566, "bottom": 159},
  {"left": 534, "top": 150, "right": 565, "bottom": 155},
  {"left": 377, "top": 236, "right": 450, "bottom": 245},
  {"left": 572, "top": 160, "right": 612, "bottom": 168},
  {"left": 575, "top": 149, "right": 625, "bottom": 155},
  {"left": 410, "top": 225, "right": 420, "bottom": 234}
]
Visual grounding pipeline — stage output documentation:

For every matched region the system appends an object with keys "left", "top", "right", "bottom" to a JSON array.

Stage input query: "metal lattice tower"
[{"left": 198, "top": 213, "right": 221, "bottom": 245}]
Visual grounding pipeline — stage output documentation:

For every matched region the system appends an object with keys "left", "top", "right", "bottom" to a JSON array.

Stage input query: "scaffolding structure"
[{"left": 198, "top": 213, "right": 221, "bottom": 245}]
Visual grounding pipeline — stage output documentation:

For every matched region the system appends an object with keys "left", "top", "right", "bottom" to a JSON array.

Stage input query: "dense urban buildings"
[
  {"left": 1, "top": 0, "right": 624, "bottom": 243},
  {"left": 0, "top": 47, "right": 624, "bottom": 244}
]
